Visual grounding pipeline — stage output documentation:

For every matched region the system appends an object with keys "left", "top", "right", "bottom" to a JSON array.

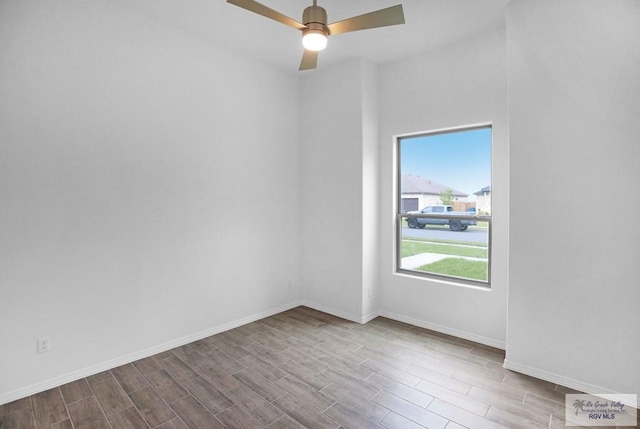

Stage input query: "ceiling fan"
[{"left": 226, "top": 0, "right": 405, "bottom": 71}]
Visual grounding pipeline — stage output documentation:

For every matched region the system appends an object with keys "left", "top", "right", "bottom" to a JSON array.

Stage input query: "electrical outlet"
[{"left": 37, "top": 336, "right": 50, "bottom": 354}]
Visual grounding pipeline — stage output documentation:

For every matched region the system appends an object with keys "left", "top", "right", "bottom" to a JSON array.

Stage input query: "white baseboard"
[
  {"left": 378, "top": 310, "right": 506, "bottom": 350},
  {"left": 300, "top": 300, "right": 374, "bottom": 324},
  {"left": 503, "top": 360, "right": 639, "bottom": 408},
  {"left": 361, "top": 309, "right": 381, "bottom": 324},
  {"left": 298, "top": 303, "right": 505, "bottom": 350},
  {"left": 0, "top": 300, "right": 303, "bottom": 406}
]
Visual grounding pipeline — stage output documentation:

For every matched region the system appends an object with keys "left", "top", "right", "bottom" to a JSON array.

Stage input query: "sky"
[{"left": 400, "top": 127, "right": 492, "bottom": 199}]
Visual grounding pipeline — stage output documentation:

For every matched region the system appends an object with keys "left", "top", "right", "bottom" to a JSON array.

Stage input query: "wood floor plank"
[
  {"left": 112, "top": 363, "right": 150, "bottom": 394},
  {"left": 485, "top": 406, "right": 550, "bottom": 429},
  {"left": 0, "top": 397, "right": 32, "bottom": 417},
  {"left": 153, "top": 350, "right": 176, "bottom": 361},
  {"left": 159, "top": 356, "right": 200, "bottom": 383},
  {"left": 355, "top": 346, "right": 412, "bottom": 371},
  {"left": 173, "top": 346, "right": 207, "bottom": 367},
  {"left": 465, "top": 380, "right": 527, "bottom": 403},
  {"left": 467, "top": 387, "right": 551, "bottom": 426},
  {"left": 91, "top": 377, "right": 133, "bottom": 415},
  {"left": 372, "top": 391, "right": 448, "bottom": 429},
  {"left": 405, "top": 364, "right": 471, "bottom": 394},
  {"left": 426, "top": 398, "right": 508, "bottom": 429},
  {"left": 368, "top": 373, "right": 434, "bottom": 408},
  {"left": 156, "top": 417, "right": 189, "bottom": 429},
  {"left": 251, "top": 333, "right": 289, "bottom": 352},
  {"left": 194, "top": 360, "right": 242, "bottom": 392},
  {"left": 318, "top": 353, "right": 374, "bottom": 381},
  {"left": 415, "top": 379, "right": 489, "bottom": 416},
  {"left": 188, "top": 340, "right": 217, "bottom": 355},
  {"left": 206, "top": 348, "right": 246, "bottom": 374},
  {"left": 279, "top": 348, "right": 329, "bottom": 373},
  {"left": 321, "top": 383, "right": 389, "bottom": 423},
  {"left": 323, "top": 402, "right": 385, "bottom": 429},
  {"left": 107, "top": 406, "right": 150, "bottom": 429},
  {"left": 143, "top": 369, "right": 189, "bottom": 403},
  {"left": 132, "top": 356, "right": 164, "bottom": 376},
  {"left": 0, "top": 408, "right": 35, "bottom": 429},
  {"left": 274, "top": 393, "right": 340, "bottom": 429},
  {"left": 129, "top": 386, "right": 176, "bottom": 427},
  {"left": 243, "top": 343, "right": 290, "bottom": 367},
  {"left": 181, "top": 377, "right": 233, "bottom": 414},
  {"left": 170, "top": 395, "right": 226, "bottom": 429},
  {"left": 86, "top": 371, "right": 113, "bottom": 386},
  {"left": 301, "top": 373, "right": 334, "bottom": 391},
  {"left": 278, "top": 358, "right": 325, "bottom": 382},
  {"left": 380, "top": 411, "right": 427, "bottom": 429},
  {"left": 8, "top": 307, "right": 602, "bottom": 429},
  {"left": 47, "top": 418, "right": 73, "bottom": 429},
  {"left": 523, "top": 391, "right": 571, "bottom": 416},
  {"left": 216, "top": 405, "right": 263, "bottom": 429},
  {"left": 275, "top": 376, "right": 334, "bottom": 413},
  {"left": 31, "top": 388, "right": 68, "bottom": 428},
  {"left": 60, "top": 379, "right": 93, "bottom": 405},
  {"left": 67, "top": 396, "right": 111, "bottom": 429},
  {"left": 238, "top": 355, "right": 288, "bottom": 382},
  {"left": 444, "top": 421, "right": 467, "bottom": 429},
  {"left": 224, "top": 384, "right": 283, "bottom": 426},
  {"left": 361, "top": 358, "right": 421, "bottom": 387},
  {"left": 207, "top": 337, "right": 251, "bottom": 360},
  {"left": 219, "top": 330, "right": 256, "bottom": 348},
  {"left": 233, "top": 369, "right": 287, "bottom": 402},
  {"left": 267, "top": 414, "right": 307, "bottom": 429},
  {"left": 322, "top": 367, "right": 379, "bottom": 399}
]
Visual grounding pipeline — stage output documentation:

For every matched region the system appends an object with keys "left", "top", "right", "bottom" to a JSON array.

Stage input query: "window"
[{"left": 396, "top": 125, "right": 492, "bottom": 286}]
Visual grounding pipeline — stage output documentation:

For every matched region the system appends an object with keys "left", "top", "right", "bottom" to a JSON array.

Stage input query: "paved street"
[{"left": 401, "top": 226, "right": 488, "bottom": 244}]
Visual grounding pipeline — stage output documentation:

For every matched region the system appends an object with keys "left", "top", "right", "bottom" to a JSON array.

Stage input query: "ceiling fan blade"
[
  {"left": 299, "top": 50, "right": 318, "bottom": 71},
  {"left": 327, "top": 4, "right": 405, "bottom": 35},
  {"left": 227, "top": 0, "right": 306, "bottom": 30}
]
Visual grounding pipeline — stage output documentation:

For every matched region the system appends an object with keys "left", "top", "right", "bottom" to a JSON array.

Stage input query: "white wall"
[
  {"left": 506, "top": 0, "right": 640, "bottom": 398},
  {"left": 0, "top": 0, "right": 301, "bottom": 402},
  {"left": 300, "top": 59, "right": 379, "bottom": 322},
  {"left": 361, "top": 61, "right": 380, "bottom": 319},
  {"left": 378, "top": 27, "right": 509, "bottom": 348}
]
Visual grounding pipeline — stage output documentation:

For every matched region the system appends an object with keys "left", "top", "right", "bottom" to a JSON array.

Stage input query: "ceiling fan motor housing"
[{"left": 302, "top": 5, "right": 329, "bottom": 35}]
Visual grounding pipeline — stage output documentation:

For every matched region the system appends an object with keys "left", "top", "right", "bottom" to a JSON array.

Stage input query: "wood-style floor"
[{"left": 0, "top": 306, "right": 635, "bottom": 429}]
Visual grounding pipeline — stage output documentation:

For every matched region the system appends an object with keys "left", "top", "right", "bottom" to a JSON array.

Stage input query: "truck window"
[{"left": 432, "top": 206, "right": 444, "bottom": 213}]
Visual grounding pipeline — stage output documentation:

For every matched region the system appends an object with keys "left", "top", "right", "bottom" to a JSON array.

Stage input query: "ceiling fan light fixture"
[
  {"left": 226, "top": 0, "right": 405, "bottom": 70},
  {"left": 302, "top": 28, "right": 327, "bottom": 51}
]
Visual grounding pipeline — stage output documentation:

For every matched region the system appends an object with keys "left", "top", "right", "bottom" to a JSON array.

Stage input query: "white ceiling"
[{"left": 106, "top": 0, "right": 509, "bottom": 72}]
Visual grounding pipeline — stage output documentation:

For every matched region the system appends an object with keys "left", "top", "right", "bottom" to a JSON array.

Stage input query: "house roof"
[
  {"left": 401, "top": 175, "right": 468, "bottom": 197},
  {"left": 474, "top": 186, "right": 491, "bottom": 195}
]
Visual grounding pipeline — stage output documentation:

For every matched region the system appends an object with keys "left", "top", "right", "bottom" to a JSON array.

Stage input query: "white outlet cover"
[{"left": 37, "top": 336, "right": 50, "bottom": 353}]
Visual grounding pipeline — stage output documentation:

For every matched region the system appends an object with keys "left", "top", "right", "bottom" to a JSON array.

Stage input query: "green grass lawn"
[
  {"left": 401, "top": 240, "right": 488, "bottom": 258},
  {"left": 416, "top": 258, "right": 488, "bottom": 281},
  {"left": 470, "top": 221, "right": 489, "bottom": 229}
]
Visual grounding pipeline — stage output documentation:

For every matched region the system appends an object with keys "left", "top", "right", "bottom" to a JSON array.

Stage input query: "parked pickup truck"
[{"left": 406, "top": 205, "right": 476, "bottom": 231}]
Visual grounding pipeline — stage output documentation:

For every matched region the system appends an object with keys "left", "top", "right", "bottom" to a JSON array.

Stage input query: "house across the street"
[
  {"left": 401, "top": 174, "right": 468, "bottom": 212},
  {"left": 474, "top": 185, "right": 491, "bottom": 214}
]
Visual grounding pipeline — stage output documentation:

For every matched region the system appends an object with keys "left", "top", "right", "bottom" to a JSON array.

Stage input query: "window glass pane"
[
  {"left": 400, "top": 217, "right": 489, "bottom": 282},
  {"left": 398, "top": 126, "right": 491, "bottom": 285}
]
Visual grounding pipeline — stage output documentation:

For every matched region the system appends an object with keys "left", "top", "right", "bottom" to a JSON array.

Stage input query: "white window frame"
[{"left": 395, "top": 124, "right": 493, "bottom": 287}]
